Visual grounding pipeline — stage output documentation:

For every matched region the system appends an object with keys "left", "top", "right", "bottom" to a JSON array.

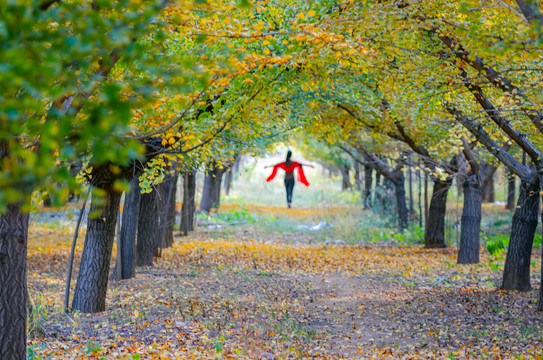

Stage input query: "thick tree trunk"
[
  {"left": 158, "top": 173, "right": 177, "bottom": 249},
  {"left": 394, "top": 172, "right": 408, "bottom": 232},
  {"left": 200, "top": 163, "right": 219, "bottom": 214},
  {"left": 506, "top": 170, "right": 516, "bottom": 210},
  {"left": 482, "top": 169, "right": 496, "bottom": 203},
  {"left": 501, "top": 178, "right": 540, "bottom": 291},
  {"left": 72, "top": 189, "right": 121, "bottom": 313},
  {"left": 424, "top": 179, "right": 452, "bottom": 248},
  {"left": 457, "top": 173, "right": 483, "bottom": 264},
  {"left": 166, "top": 175, "right": 178, "bottom": 246},
  {"left": 0, "top": 203, "right": 30, "bottom": 359},
  {"left": 181, "top": 171, "right": 196, "bottom": 235},
  {"left": 211, "top": 166, "right": 226, "bottom": 209},
  {"left": 136, "top": 190, "right": 159, "bottom": 266},
  {"left": 118, "top": 178, "right": 140, "bottom": 280},
  {"left": 364, "top": 165, "right": 373, "bottom": 209}
]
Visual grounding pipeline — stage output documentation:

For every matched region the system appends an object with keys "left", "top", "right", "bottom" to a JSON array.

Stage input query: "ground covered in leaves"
[{"left": 27, "top": 204, "right": 543, "bottom": 359}]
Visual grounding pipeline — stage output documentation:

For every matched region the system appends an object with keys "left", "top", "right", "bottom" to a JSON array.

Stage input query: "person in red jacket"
[{"left": 265, "top": 150, "right": 313, "bottom": 208}]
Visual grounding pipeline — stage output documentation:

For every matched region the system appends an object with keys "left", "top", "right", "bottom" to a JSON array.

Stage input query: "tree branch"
[{"left": 444, "top": 102, "right": 531, "bottom": 180}]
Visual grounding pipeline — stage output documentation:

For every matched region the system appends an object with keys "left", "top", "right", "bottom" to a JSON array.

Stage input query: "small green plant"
[
  {"left": 213, "top": 336, "right": 225, "bottom": 354},
  {"left": 485, "top": 233, "right": 509, "bottom": 256},
  {"left": 85, "top": 340, "right": 101, "bottom": 354},
  {"left": 27, "top": 344, "right": 46, "bottom": 360},
  {"left": 27, "top": 293, "right": 47, "bottom": 339}
]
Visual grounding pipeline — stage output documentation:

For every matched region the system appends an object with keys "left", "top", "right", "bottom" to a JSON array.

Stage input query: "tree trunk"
[
  {"left": 457, "top": 173, "right": 482, "bottom": 264},
  {"left": 424, "top": 172, "right": 429, "bottom": 227},
  {"left": 506, "top": 170, "right": 516, "bottom": 210},
  {"left": 394, "top": 172, "right": 408, "bottom": 232},
  {"left": 353, "top": 160, "right": 362, "bottom": 192},
  {"left": 181, "top": 171, "right": 196, "bottom": 235},
  {"left": 482, "top": 169, "right": 496, "bottom": 203},
  {"left": 374, "top": 172, "right": 382, "bottom": 209},
  {"left": 118, "top": 178, "right": 140, "bottom": 280},
  {"left": 211, "top": 166, "right": 227, "bottom": 209},
  {"left": 539, "top": 248, "right": 543, "bottom": 310},
  {"left": 158, "top": 173, "right": 177, "bottom": 249},
  {"left": 72, "top": 189, "right": 121, "bottom": 313},
  {"left": 424, "top": 179, "right": 452, "bottom": 248},
  {"left": 136, "top": 190, "right": 159, "bottom": 266},
  {"left": 233, "top": 156, "right": 241, "bottom": 174},
  {"left": 0, "top": 203, "right": 30, "bottom": 359},
  {"left": 408, "top": 161, "right": 414, "bottom": 218},
  {"left": 364, "top": 165, "right": 373, "bottom": 209},
  {"left": 224, "top": 168, "right": 233, "bottom": 196},
  {"left": 501, "top": 178, "right": 540, "bottom": 291},
  {"left": 339, "top": 164, "right": 351, "bottom": 191},
  {"left": 418, "top": 167, "right": 423, "bottom": 228},
  {"left": 200, "top": 163, "right": 219, "bottom": 214},
  {"left": 381, "top": 177, "right": 394, "bottom": 211}
]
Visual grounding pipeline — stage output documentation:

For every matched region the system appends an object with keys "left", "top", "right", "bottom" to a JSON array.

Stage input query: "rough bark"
[
  {"left": 200, "top": 163, "right": 219, "bottom": 214},
  {"left": 457, "top": 173, "right": 483, "bottom": 264},
  {"left": 363, "top": 165, "right": 373, "bottom": 209},
  {"left": 506, "top": 170, "right": 516, "bottom": 210},
  {"left": 72, "top": 189, "right": 122, "bottom": 313},
  {"left": 424, "top": 172, "right": 429, "bottom": 226},
  {"left": 64, "top": 193, "right": 89, "bottom": 311},
  {"left": 118, "top": 178, "right": 140, "bottom": 279},
  {"left": 482, "top": 169, "right": 496, "bottom": 203},
  {"left": 359, "top": 151, "right": 407, "bottom": 232},
  {"left": 501, "top": 178, "right": 540, "bottom": 291},
  {"left": 158, "top": 173, "right": 178, "bottom": 249},
  {"left": 0, "top": 203, "right": 30, "bottom": 360},
  {"left": 181, "top": 171, "right": 196, "bottom": 235},
  {"left": 201, "top": 161, "right": 228, "bottom": 213},
  {"left": 424, "top": 179, "right": 452, "bottom": 248},
  {"left": 136, "top": 189, "right": 159, "bottom": 266},
  {"left": 394, "top": 171, "right": 408, "bottom": 232},
  {"left": 211, "top": 166, "right": 226, "bottom": 209}
]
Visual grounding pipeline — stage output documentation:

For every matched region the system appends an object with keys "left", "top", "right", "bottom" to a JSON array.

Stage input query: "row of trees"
[
  {"left": 2, "top": 0, "right": 543, "bottom": 358},
  {"left": 282, "top": 0, "right": 543, "bottom": 306}
]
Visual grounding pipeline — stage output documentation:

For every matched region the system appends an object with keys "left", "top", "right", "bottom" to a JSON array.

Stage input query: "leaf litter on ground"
[{"left": 27, "top": 204, "right": 543, "bottom": 359}]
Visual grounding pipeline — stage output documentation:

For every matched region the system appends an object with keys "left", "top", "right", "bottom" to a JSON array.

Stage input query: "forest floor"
[{"left": 27, "top": 203, "right": 543, "bottom": 359}]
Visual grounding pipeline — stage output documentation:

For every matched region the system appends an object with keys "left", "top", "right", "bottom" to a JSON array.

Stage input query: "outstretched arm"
[
  {"left": 298, "top": 162, "right": 315, "bottom": 168},
  {"left": 264, "top": 162, "right": 283, "bottom": 169}
]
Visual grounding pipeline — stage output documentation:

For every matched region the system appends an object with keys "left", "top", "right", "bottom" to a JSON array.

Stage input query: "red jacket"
[{"left": 266, "top": 162, "right": 309, "bottom": 187}]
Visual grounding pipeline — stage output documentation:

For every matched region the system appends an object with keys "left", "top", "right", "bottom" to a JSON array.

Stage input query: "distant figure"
[{"left": 265, "top": 150, "right": 313, "bottom": 208}]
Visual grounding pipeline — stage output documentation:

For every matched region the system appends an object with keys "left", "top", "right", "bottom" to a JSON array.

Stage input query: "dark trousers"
[{"left": 284, "top": 178, "right": 295, "bottom": 205}]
